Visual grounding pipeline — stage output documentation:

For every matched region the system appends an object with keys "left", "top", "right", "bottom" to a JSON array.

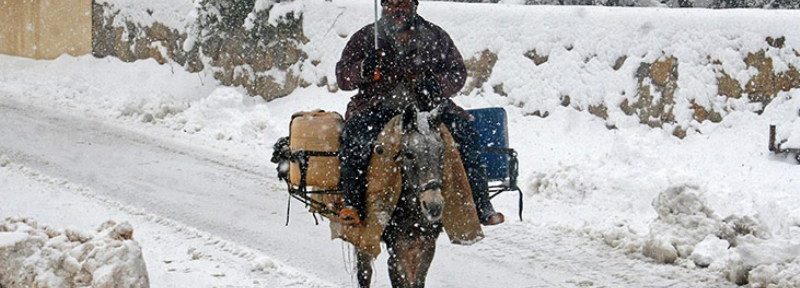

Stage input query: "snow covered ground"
[
  {"left": 1, "top": 1, "right": 800, "bottom": 287},
  {"left": 0, "top": 53, "right": 796, "bottom": 287},
  {"left": 0, "top": 54, "right": 741, "bottom": 287},
  {"left": 0, "top": 99, "right": 335, "bottom": 287}
]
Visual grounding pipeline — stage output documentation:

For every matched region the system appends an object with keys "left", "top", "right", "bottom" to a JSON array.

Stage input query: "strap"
[
  {"left": 285, "top": 194, "right": 291, "bottom": 226},
  {"left": 517, "top": 189, "right": 523, "bottom": 221}
]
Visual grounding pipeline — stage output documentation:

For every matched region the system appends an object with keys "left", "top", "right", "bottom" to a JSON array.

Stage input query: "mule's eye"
[{"left": 405, "top": 152, "right": 415, "bottom": 160}]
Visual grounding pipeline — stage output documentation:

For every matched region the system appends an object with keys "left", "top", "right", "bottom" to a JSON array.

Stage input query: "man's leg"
[
  {"left": 339, "top": 105, "right": 397, "bottom": 221},
  {"left": 439, "top": 103, "right": 504, "bottom": 225}
]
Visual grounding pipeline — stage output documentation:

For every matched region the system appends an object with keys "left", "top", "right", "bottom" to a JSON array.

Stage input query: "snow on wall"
[
  {"left": 97, "top": 0, "right": 195, "bottom": 29},
  {"left": 95, "top": 0, "right": 307, "bottom": 100},
  {"left": 91, "top": 1, "right": 204, "bottom": 72},
  {"left": 301, "top": 0, "right": 800, "bottom": 135},
  {"left": 0, "top": 217, "right": 149, "bottom": 288},
  {"left": 768, "top": 92, "right": 800, "bottom": 149},
  {"left": 91, "top": 0, "right": 800, "bottom": 136}
]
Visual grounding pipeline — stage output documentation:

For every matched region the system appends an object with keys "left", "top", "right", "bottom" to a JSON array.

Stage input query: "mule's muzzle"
[{"left": 419, "top": 183, "right": 444, "bottom": 223}]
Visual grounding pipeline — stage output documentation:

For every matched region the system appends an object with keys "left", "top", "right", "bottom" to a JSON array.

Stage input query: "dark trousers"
[{"left": 339, "top": 102, "right": 495, "bottom": 219}]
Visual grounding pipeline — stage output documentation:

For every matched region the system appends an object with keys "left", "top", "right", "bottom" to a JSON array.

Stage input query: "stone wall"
[
  {"left": 190, "top": 0, "right": 309, "bottom": 100},
  {"left": 92, "top": 0, "right": 307, "bottom": 100},
  {"left": 92, "top": 2, "right": 800, "bottom": 136},
  {"left": 460, "top": 37, "right": 800, "bottom": 137},
  {"left": 92, "top": 2, "right": 201, "bottom": 70}
]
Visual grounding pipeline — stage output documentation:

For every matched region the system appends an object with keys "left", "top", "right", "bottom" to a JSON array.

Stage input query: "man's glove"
[
  {"left": 415, "top": 71, "right": 443, "bottom": 111},
  {"left": 361, "top": 50, "right": 382, "bottom": 80},
  {"left": 361, "top": 45, "right": 399, "bottom": 83}
]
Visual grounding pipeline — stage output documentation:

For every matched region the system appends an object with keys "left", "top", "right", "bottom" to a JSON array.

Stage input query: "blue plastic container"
[{"left": 467, "top": 107, "right": 509, "bottom": 180}]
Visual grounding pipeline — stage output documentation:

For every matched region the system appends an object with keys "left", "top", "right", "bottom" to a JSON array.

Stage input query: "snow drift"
[
  {"left": 594, "top": 185, "right": 800, "bottom": 287},
  {"left": 0, "top": 217, "right": 149, "bottom": 288}
]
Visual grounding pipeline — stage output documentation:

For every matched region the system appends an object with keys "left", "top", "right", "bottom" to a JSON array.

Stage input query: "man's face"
[{"left": 382, "top": 0, "right": 416, "bottom": 33}]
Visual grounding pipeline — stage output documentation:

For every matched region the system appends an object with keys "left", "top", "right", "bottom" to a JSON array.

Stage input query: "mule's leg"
[
  {"left": 413, "top": 235, "right": 438, "bottom": 287},
  {"left": 386, "top": 238, "right": 409, "bottom": 288},
  {"left": 356, "top": 249, "right": 373, "bottom": 288},
  {"left": 386, "top": 233, "right": 439, "bottom": 288}
]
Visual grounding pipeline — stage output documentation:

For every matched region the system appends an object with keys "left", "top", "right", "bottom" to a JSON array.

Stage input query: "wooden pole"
[{"left": 769, "top": 125, "right": 777, "bottom": 152}]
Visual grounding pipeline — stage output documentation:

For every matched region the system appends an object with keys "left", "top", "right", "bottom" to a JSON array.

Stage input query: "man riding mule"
[{"left": 336, "top": 0, "right": 505, "bottom": 228}]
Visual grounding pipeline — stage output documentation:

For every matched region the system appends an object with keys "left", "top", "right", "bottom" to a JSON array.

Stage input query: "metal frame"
[
  {"left": 282, "top": 150, "right": 343, "bottom": 225},
  {"left": 485, "top": 148, "right": 523, "bottom": 221},
  {"left": 279, "top": 146, "right": 525, "bottom": 225}
]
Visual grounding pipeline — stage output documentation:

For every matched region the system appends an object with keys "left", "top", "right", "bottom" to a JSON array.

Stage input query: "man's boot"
[
  {"left": 479, "top": 207, "right": 505, "bottom": 226},
  {"left": 339, "top": 206, "right": 363, "bottom": 226}
]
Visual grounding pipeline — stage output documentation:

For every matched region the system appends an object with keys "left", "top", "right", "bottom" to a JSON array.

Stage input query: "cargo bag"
[
  {"left": 274, "top": 110, "right": 345, "bottom": 223},
  {"left": 467, "top": 107, "right": 523, "bottom": 220}
]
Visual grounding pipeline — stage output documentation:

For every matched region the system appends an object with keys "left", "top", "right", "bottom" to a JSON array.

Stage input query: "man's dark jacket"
[{"left": 335, "top": 16, "right": 467, "bottom": 119}]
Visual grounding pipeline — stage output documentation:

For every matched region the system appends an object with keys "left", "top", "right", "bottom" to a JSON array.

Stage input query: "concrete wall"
[{"left": 0, "top": 0, "right": 92, "bottom": 59}]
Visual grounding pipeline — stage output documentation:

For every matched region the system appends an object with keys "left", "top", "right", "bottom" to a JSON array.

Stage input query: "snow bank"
[
  {"left": 0, "top": 217, "right": 149, "bottom": 288},
  {"left": 165, "top": 87, "right": 274, "bottom": 142},
  {"left": 513, "top": 100, "right": 798, "bottom": 287},
  {"left": 592, "top": 185, "right": 800, "bottom": 286},
  {"left": 647, "top": 185, "right": 727, "bottom": 260},
  {"left": 765, "top": 91, "right": 800, "bottom": 149},
  {"left": 748, "top": 258, "right": 800, "bottom": 288}
]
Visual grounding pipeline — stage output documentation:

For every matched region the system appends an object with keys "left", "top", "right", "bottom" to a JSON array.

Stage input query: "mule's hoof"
[{"left": 480, "top": 212, "right": 505, "bottom": 226}]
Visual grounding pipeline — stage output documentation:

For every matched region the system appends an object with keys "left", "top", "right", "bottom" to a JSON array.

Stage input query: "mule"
[{"left": 354, "top": 106, "right": 447, "bottom": 288}]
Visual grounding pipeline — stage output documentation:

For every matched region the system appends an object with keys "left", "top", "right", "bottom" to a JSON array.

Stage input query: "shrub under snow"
[{"left": 0, "top": 217, "right": 149, "bottom": 288}]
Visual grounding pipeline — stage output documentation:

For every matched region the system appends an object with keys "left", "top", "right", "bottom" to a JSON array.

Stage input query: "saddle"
[{"left": 331, "top": 115, "right": 484, "bottom": 258}]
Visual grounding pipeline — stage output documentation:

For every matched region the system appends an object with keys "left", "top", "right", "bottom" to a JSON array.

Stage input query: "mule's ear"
[{"left": 402, "top": 106, "right": 418, "bottom": 132}]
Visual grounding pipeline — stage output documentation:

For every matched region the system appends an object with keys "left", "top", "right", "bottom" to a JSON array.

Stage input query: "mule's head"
[{"left": 396, "top": 107, "right": 445, "bottom": 223}]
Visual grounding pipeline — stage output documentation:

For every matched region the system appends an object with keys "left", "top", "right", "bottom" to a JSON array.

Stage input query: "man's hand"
[
  {"left": 361, "top": 45, "right": 399, "bottom": 83},
  {"left": 361, "top": 50, "right": 383, "bottom": 81},
  {"left": 415, "top": 71, "right": 443, "bottom": 111}
]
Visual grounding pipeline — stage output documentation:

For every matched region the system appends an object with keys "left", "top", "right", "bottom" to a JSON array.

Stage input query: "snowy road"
[{"left": 0, "top": 97, "right": 734, "bottom": 287}]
